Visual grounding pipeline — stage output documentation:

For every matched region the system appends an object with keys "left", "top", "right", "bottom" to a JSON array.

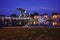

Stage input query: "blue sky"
[{"left": 0, "top": 0, "right": 60, "bottom": 16}]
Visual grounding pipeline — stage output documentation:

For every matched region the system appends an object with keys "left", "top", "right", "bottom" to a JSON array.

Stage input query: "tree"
[
  {"left": 16, "top": 8, "right": 25, "bottom": 13},
  {"left": 44, "top": 13, "right": 48, "bottom": 15},
  {"left": 52, "top": 13, "right": 58, "bottom": 16},
  {"left": 10, "top": 13, "right": 17, "bottom": 17},
  {"left": 30, "top": 14, "right": 34, "bottom": 18},
  {"left": 33, "top": 12, "right": 39, "bottom": 16}
]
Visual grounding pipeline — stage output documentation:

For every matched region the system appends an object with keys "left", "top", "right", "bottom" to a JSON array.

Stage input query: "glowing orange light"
[
  {"left": 52, "top": 15, "right": 57, "bottom": 19},
  {"left": 34, "top": 21, "right": 36, "bottom": 24},
  {"left": 36, "top": 22, "right": 39, "bottom": 24},
  {"left": 57, "top": 15, "right": 60, "bottom": 19},
  {"left": 34, "top": 16, "right": 39, "bottom": 19},
  {"left": 1, "top": 17, "right": 4, "bottom": 21},
  {"left": 52, "top": 22, "right": 58, "bottom": 26}
]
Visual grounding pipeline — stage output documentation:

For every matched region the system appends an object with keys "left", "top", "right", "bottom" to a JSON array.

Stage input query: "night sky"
[{"left": 0, "top": 0, "right": 60, "bottom": 16}]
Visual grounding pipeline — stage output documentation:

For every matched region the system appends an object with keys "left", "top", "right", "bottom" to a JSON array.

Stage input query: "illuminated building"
[
  {"left": 33, "top": 12, "right": 39, "bottom": 25},
  {"left": 57, "top": 14, "right": 60, "bottom": 19},
  {"left": 33, "top": 15, "right": 39, "bottom": 25},
  {"left": 34, "top": 16, "right": 39, "bottom": 19},
  {"left": 43, "top": 14, "right": 48, "bottom": 18},
  {"left": 52, "top": 21, "right": 58, "bottom": 26},
  {"left": 52, "top": 13, "right": 58, "bottom": 19},
  {"left": 51, "top": 13, "right": 60, "bottom": 26},
  {"left": 52, "top": 15, "right": 57, "bottom": 19},
  {"left": 44, "top": 21, "right": 49, "bottom": 25}
]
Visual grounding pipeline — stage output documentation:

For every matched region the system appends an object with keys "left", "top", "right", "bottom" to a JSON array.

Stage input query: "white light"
[
  {"left": 38, "top": 16, "right": 46, "bottom": 23},
  {"left": 20, "top": 11, "right": 21, "bottom": 13},
  {"left": 24, "top": 11, "right": 26, "bottom": 13},
  {"left": 19, "top": 22, "right": 21, "bottom": 24}
]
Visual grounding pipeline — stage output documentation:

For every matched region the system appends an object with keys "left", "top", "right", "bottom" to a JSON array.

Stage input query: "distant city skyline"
[{"left": 0, "top": 0, "right": 60, "bottom": 16}]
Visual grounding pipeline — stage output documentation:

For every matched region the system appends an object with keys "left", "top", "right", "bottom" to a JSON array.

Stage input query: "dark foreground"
[{"left": 0, "top": 27, "right": 60, "bottom": 40}]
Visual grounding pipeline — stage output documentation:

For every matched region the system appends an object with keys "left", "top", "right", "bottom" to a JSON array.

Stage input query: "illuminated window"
[
  {"left": 57, "top": 15, "right": 60, "bottom": 19},
  {"left": 34, "top": 16, "right": 39, "bottom": 19},
  {"left": 52, "top": 22, "right": 58, "bottom": 26},
  {"left": 19, "top": 22, "right": 21, "bottom": 24},
  {"left": 1, "top": 17, "right": 4, "bottom": 21},
  {"left": 52, "top": 15, "right": 57, "bottom": 19},
  {"left": 44, "top": 15, "right": 48, "bottom": 18},
  {"left": 44, "top": 21, "right": 49, "bottom": 25},
  {"left": 37, "top": 22, "right": 39, "bottom": 24},
  {"left": 34, "top": 21, "right": 36, "bottom": 24}
]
